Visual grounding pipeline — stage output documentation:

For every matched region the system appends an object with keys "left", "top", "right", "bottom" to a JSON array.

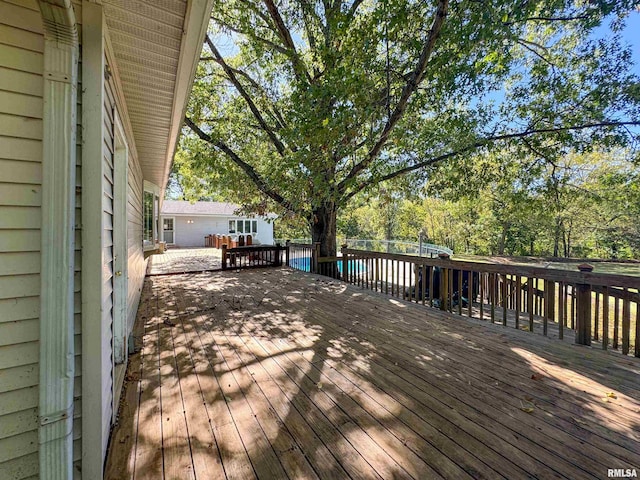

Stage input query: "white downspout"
[{"left": 37, "top": 1, "right": 79, "bottom": 479}]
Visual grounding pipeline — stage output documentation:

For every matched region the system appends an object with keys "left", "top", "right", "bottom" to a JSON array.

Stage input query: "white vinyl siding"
[
  {"left": 102, "top": 55, "right": 116, "bottom": 452},
  {"left": 170, "top": 215, "right": 275, "bottom": 247},
  {"left": 0, "top": 2, "right": 84, "bottom": 477},
  {"left": 0, "top": 2, "right": 43, "bottom": 478},
  {"left": 127, "top": 156, "right": 145, "bottom": 333}
]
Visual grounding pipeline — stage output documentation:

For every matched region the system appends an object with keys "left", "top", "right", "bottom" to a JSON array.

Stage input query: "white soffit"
[{"left": 103, "top": 0, "right": 213, "bottom": 188}]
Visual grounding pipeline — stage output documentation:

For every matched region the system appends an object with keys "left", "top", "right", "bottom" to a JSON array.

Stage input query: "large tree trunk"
[{"left": 311, "top": 202, "right": 338, "bottom": 257}]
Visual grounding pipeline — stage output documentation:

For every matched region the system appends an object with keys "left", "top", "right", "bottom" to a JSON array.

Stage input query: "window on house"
[
  {"left": 229, "top": 219, "right": 258, "bottom": 235},
  {"left": 154, "top": 195, "right": 160, "bottom": 242},
  {"left": 143, "top": 191, "right": 154, "bottom": 246}
]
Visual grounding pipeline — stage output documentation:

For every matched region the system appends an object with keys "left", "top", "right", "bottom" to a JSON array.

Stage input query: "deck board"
[{"left": 105, "top": 268, "right": 640, "bottom": 480}]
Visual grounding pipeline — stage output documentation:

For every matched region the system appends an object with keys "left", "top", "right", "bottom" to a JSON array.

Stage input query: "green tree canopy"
[{"left": 181, "top": 0, "right": 640, "bottom": 255}]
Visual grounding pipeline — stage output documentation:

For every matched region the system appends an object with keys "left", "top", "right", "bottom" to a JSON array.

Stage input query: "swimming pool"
[{"left": 289, "top": 256, "right": 367, "bottom": 274}]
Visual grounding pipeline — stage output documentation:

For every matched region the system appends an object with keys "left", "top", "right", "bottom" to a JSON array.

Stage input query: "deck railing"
[
  {"left": 286, "top": 241, "right": 343, "bottom": 279},
  {"left": 221, "top": 244, "right": 286, "bottom": 270},
  {"left": 340, "top": 247, "right": 640, "bottom": 357}
]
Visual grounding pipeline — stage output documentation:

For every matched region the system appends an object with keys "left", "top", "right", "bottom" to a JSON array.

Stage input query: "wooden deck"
[
  {"left": 105, "top": 268, "right": 640, "bottom": 480},
  {"left": 147, "top": 247, "right": 222, "bottom": 275}
]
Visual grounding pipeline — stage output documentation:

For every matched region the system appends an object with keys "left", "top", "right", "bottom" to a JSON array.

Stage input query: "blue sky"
[{"left": 597, "top": 10, "right": 640, "bottom": 76}]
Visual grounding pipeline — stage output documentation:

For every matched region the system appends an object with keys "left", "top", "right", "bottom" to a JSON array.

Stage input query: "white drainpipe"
[{"left": 37, "top": 1, "right": 79, "bottom": 479}]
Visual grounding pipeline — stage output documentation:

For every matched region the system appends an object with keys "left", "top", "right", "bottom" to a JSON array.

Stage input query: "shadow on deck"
[{"left": 105, "top": 268, "right": 640, "bottom": 480}]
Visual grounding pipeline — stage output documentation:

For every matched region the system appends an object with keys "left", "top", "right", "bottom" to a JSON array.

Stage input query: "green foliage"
[{"left": 178, "top": 0, "right": 640, "bottom": 254}]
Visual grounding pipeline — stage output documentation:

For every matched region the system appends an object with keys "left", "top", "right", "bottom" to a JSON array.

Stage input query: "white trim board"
[{"left": 80, "top": 3, "right": 107, "bottom": 478}]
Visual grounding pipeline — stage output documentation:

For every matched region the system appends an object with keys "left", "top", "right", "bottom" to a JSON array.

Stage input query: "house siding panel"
[
  {"left": 127, "top": 152, "right": 145, "bottom": 333},
  {"left": 101, "top": 55, "right": 116, "bottom": 452},
  {"left": 171, "top": 215, "right": 275, "bottom": 247},
  {"left": 0, "top": 1, "right": 84, "bottom": 477},
  {"left": 0, "top": 2, "right": 43, "bottom": 476}
]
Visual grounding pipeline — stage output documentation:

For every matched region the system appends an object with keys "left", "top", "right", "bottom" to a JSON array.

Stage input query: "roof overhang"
[{"left": 103, "top": 0, "right": 213, "bottom": 189}]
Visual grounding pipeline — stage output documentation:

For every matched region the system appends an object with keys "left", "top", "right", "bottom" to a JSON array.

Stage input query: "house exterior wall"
[
  {"left": 0, "top": 1, "right": 83, "bottom": 477},
  {"left": 127, "top": 148, "right": 145, "bottom": 334},
  {"left": 102, "top": 51, "right": 116, "bottom": 455},
  {"left": 0, "top": 2, "right": 44, "bottom": 476},
  {"left": 0, "top": 1, "right": 148, "bottom": 478},
  {"left": 171, "top": 215, "right": 275, "bottom": 247}
]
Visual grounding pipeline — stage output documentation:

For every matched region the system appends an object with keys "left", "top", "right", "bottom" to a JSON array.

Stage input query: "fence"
[
  {"left": 287, "top": 242, "right": 342, "bottom": 279},
  {"left": 221, "top": 240, "right": 639, "bottom": 356},
  {"left": 221, "top": 244, "right": 286, "bottom": 270},
  {"left": 340, "top": 247, "right": 640, "bottom": 357},
  {"left": 276, "top": 238, "right": 453, "bottom": 257}
]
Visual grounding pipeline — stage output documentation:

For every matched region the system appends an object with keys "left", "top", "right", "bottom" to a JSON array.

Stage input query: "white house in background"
[
  {"left": 161, "top": 200, "right": 277, "bottom": 247},
  {"left": 0, "top": 1, "right": 213, "bottom": 478}
]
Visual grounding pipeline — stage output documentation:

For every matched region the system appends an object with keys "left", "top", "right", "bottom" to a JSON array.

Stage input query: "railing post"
[
  {"left": 438, "top": 253, "right": 450, "bottom": 310},
  {"left": 341, "top": 244, "right": 348, "bottom": 282},
  {"left": 312, "top": 242, "right": 320, "bottom": 274},
  {"left": 275, "top": 245, "right": 282, "bottom": 267},
  {"left": 285, "top": 240, "right": 290, "bottom": 267},
  {"left": 575, "top": 264, "right": 593, "bottom": 346},
  {"left": 221, "top": 244, "right": 228, "bottom": 270}
]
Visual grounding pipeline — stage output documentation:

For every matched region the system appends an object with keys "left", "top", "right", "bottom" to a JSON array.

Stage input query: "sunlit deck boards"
[
  {"left": 147, "top": 247, "right": 222, "bottom": 275},
  {"left": 105, "top": 268, "right": 640, "bottom": 480}
]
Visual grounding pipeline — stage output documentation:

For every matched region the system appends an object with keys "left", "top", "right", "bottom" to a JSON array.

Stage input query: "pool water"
[{"left": 289, "top": 257, "right": 367, "bottom": 274}]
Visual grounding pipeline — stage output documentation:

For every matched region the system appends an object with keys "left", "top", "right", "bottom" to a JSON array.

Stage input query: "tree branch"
[
  {"left": 346, "top": 0, "right": 365, "bottom": 20},
  {"left": 184, "top": 116, "right": 295, "bottom": 212},
  {"left": 205, "top": 35, "right": 288, "bottom": 157},
  {"left": 517, "top": 39, "right": 556, "bottom": 68},
  {"left": 262, "top": 0, "right": 312, "bottom": 83},
  {"left": 341, "top": 120, "right": 640, "bottom": 203},
  {"left": 337, "top": 0, "right": 449, "bottom": 195}
]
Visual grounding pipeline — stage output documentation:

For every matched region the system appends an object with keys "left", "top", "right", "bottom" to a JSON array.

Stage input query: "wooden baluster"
[
  {"left": 221, "top": 244, "right": 228, "bottom": 270},
  {"left": 489, "top": 273, "right": 495, "bottom": 323},
  {"left": 614, "top": 296, "right": 620, "bottom": 349},
  {"left": 515, "top": 276, "right": 521, "bottom": 330},
  {"left": 543, "top": 280, "right": 549, "bottom": 336},
  {"left": 479, "top": 272, "right": 484, "bottom": 320},
  {"left": 384, "top": 259, "right": 389, "bottom": 294},
  {"left": 557, "top": 281, "right": 564, "bottom": 340},
  {"left": 390, "top": 259, "right": 394, "bottom": 296},
  {"left": 440, "top": 267, "right": 448, "bottom": 311},
  {"left": 448, "top": 267, "right": 453, "bottom": 313},
  {"left": 635, "top": 302, "right": 639, "bottom": 358},
  {"left": 420, "top": 263, "right": 425, "bottom": 304},
  {"left": 467, "top": 270, "right": 473, "bottom": 318},
  {"left": 502, "top": 274, "right": 507, "bottom": 326},
  {"left": 602, "top": 287, "right": 609, "bottom": 350},
  {"left": 429, "top": 267, "right": 435, "bottom": 307},
  {"left": 528, "top": 278, "right": 534, "bottom": 332},
  {"left": 563, "top": 283, "right": 568, "bottom": 328},
  {"left": 402, "top": 261, "right": 406, "bottom": 300},
  {"left": 622, "top": 289, "right": 630, "bottom": 355},
  {"left": 457, "top": 270, "right": 463, "bottom": 315},
  {"left": 571, "top": 286, "right": 576, "bottom": 329},
  {"left": 594, "top": 291, "right": 600, "bottom": 341}
]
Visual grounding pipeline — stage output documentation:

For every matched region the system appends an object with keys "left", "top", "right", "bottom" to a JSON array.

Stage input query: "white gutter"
[{"left": 37, "top": 1, "right": 79, "bottom": 479}]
